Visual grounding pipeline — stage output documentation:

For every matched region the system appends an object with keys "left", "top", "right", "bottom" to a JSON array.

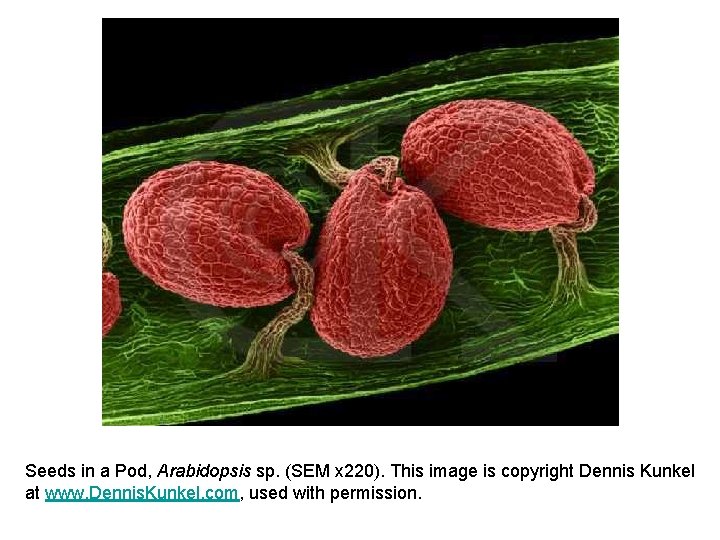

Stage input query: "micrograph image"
[{"left": 102, "top": 20, "right": 619, "bottom": 426}]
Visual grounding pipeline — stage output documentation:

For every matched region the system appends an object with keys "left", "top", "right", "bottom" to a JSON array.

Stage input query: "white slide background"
[{"left": 1, "top": 4, "right": 718, "bottom": 539}]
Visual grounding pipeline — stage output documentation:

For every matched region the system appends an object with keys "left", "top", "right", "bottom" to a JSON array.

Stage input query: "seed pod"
[
  {"left": 102, "top": 272, "right": 122, "bottom": 336},
  {"left": 122, "top": 161, "right": 314, "bottom": 377},
  {"left": 401, "top": 99, "right": 594, "bottom": 231},
  {"left": 123, "top": 161, "right": 311, "bottom": 308},
  {"left": 311, "top": 157, "right": 453, "bottom": 358},
  {"left": 401, "top": 99, "right": 598, "bottom": 301}
]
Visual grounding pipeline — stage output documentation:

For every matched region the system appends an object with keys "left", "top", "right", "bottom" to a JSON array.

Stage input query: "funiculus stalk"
[
  {"left": 239, "top": 249, "right": 314, "bottom": 378},
  {"left": 102, "top": 221, "right": 113, "bottom": 268},
  {"left": 548, "top": 194, "right": 598, "bottom": 303}
]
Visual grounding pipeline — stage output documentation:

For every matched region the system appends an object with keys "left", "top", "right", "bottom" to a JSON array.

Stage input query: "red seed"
[
  {"left": 123, "top": 161, "right": 310, "bottom": 307},
  {"left": 401, "top": 99, "right": 594, "bottom": 231},
  {"left": 310, "top": 157, "right": 453, "bottom": 358},
  {"left": 102, "top": 271, "right": 122, "bottom": 336}
]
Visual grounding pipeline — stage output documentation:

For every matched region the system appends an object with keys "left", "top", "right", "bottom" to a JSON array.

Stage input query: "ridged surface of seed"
[
  {"left": 311, "top": 164, "right": 453, "bottom": 358},
  {"left": 102, "top": 272, "right": 122, "bottom": 336},
  {"left": 401, "top": 99, "right": 594, "bottom": 231},
  {"left": 123, "top": 161, "right": 310, "bottom": 307}
]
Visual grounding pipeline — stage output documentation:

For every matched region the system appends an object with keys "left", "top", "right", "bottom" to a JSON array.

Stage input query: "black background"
[{"left": 103, "top": 19, "right": 619, "bottom": 425}]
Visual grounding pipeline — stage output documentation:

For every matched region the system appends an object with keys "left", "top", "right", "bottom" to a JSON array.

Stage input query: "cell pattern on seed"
[
  {"left": 123, "top": 161, "right": 310, "bottom": 308},
  {"left": 102, "top": 271, "right": 122, "bottom": 336},
  {"left": 311, "top": 161, "right": 453, "bottom": 358},
  {"left": 401, "top": 99, "right": 595, "bottom": 232}
]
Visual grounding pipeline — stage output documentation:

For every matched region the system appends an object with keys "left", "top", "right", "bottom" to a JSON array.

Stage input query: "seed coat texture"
[
  {"left": 400, "top": 99, "right": 594, "bottom": 231},
  {"left": 123, "top": 161, "right": 311, "bottom": 307},
  {"left": 311, "top": 158, "right": 453, "bottom": 358},
  {"left": 102, "top": 272, "right": 122, "bottom": 336},
  {"left": 102, "top": 222, "right": 122, "bottom": 336}
]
